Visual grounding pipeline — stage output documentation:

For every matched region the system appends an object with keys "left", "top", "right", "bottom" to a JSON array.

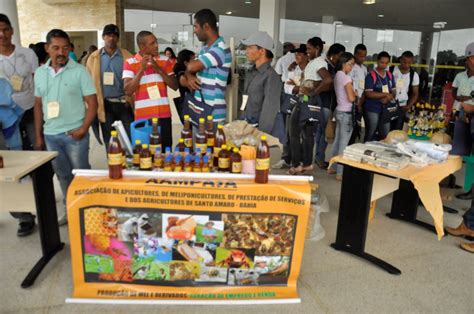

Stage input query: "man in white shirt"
[
  {"left": 390, "top": 50, "right": 419, "bottom": 130},
  {"left": 274, "top": 42, "right": 295, "bottom": 83},
  {"left": 0, "top": 13, "right": 39, "bottom": 237},
  {"left": 349, "top": 44, "right": 368, "bottom": 144}
]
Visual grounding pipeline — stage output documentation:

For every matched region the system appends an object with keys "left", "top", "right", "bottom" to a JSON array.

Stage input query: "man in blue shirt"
[
  {"left": 86, "top": 24, "right": 133, "bottom": 148},
  {"left": 363, "top": 51, "right": 396, "bottom": 142},
  {"left": 180, "top": 9, "right": 231, "bottom": 123},
  {"left": 34, "top": 29, "right": 98, "bottom": 225}
]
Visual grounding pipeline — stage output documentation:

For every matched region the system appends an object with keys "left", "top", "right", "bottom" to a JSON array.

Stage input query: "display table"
[
  {"left": 0, "top": 150, "right": 64, "bottom": 288},
  {"left": 329, "top": 155, "right": 462, "bottom": 275},
  {"left": 66, "top": 170, "right": 311, "bottom": 304}
]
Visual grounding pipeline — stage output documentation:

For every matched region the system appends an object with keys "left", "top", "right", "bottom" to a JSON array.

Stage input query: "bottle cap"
[
  {"left": 179, "top": 138, "right": 184, "bottom": 143},
  {"left": 199, "top": 118, "right": 205, "bottom": 123},
  {"left": 175, "top": 155, "right": 182, "bottom": 162},
  {"left": 184, "top": 114, "right": 190, "bottom": 119},
  {"left": 111, "top": 130, "right": 117, "bottom": 136},
  {"left": 152, "top": 117, "right": 158, "bottom": 123},
  {"left": 261, "top": 135, "right": 267, "bottom": 141},
  {"left": 233, "top": 147, "right": 239, "bottom": 153},
  {"left": 194, "top": 155, "right": 201, "bottom": 162},
  {"left": 207, "top": 115, "right": 213, "bottom": 121},
  {"left": 221, "top": 144, "right": 227, "bottom": 149},
  {"left": 185, "top": 155, "right": 191, "bottom": 162},
  {"left": 196, "top": 148, "right": 201, "bottom": 154},
  {"left": 217, "top": 124, "right": 223, "bottom": 129},
  {"left": 185, "top": 147, "right": 190, "bottom": 153},
  {"left": 142, "top": 144, "right": 148, "bottom": 149},
  {"left": 203, "top": 155, "right": 209, "bottom": 162},
  {"left": 165, "top": 147, "right": 171, "bottom": 153},
  {"left": 135, "top": 139, "right": 141, "bottom": 144},
  {"left": 206, "top": 148, "right": 212, "bottom": 153}
]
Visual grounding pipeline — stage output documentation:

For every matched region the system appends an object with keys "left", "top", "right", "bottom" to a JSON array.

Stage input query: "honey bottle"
[
  {"left": 139, "top": 144, "right": 152, "bottom": 171},
  {"left": 153, "top": 145, "right": 163, "bottom": 169},
  {"left": 132, "top": 139, "right": 142, "bottom": 168},
  {"left": 175, "top": 138, "right": 186, "bottom": 156},
  {"left": 205, "top": 115, "right": 215, "bottom": 151},
  {"left": 193, "top": 155, "right": 202, "bottom": 172},
  {"left": 230, "top": 147, "right": 242, "bottom": 174},
  {"left": 108, "top": 130, "right": 123, "bottom": 179},
  {"left": 181, "top": 114, "right": 193, "bottom": 152},
  {"left": 163, "top": 155, "right": 173, "bottom": 172},
  {"left": 202, "top": 156, "right": 210, "bottom": 172},
  {"left": 255, "top": 135, "right": 270, "bottom": 183},
  {"left": 213, "top": 124, "right": 226, "bottom": 167},
  {"left": 184, "top": 155, "right": 192, "bottom": 172},
  {"left": 218, "top": 144, "right": 230, "bottom": 172},
  {"left": 174, "top": 155, "right": 183, "bottom": 172},
  {"left": 195, "top": 117, "right": 207, "bottom": 154},
  {"left": 149, "top": 117, "right": 161, "bottom": 157}
]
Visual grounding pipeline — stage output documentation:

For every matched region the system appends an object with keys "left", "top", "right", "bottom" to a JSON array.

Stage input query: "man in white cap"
[
  {"left": 241, "top": 31, "right": 282, "bottom": 136},
  {"left": 446, "top": 42, "right": 474, "bottom": 253},
  {"left": 452, "top": 42, "right": 474, "bottom": 201}
]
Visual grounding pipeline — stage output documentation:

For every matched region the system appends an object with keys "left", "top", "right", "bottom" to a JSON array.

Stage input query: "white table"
[{"left": 0, "top": 150, "right": 64, "bottom": 288}]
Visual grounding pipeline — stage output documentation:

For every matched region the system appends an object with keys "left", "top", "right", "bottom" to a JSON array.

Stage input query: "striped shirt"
[
  {"left": 195, "top": 37, "right": 232, "bottom": 122},
  {"left": 123, "top": 53, "right": 174, "bottom": 120}
]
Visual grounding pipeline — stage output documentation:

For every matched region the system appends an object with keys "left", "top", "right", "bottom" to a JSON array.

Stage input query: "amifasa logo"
[{"left": 145, "top": 179, "right": 237, "bottom": 188}]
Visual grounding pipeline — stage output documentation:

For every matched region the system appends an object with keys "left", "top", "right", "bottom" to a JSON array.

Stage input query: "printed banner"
[{"left": 67, "top": 175, "right": 310, "bottom": 302}]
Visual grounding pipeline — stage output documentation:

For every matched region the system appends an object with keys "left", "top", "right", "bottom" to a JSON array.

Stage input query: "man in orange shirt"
[{"left": 123, "top": 31, "right": 178, "bottom": 149}]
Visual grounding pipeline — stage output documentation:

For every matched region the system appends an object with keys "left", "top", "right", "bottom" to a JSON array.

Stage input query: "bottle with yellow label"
[
  {"left": 205, "top": 115, "right": 215, "bottom": 151},
  {"left": 184, "top": 155, "right": 192, "bottom": 172},
  {"left": 230, "top": 147, "right": 242, "bottom": 174},
  {"left": 153, "top": 146, "right": 163, "bottom": 169},
  {"left": 195, "top": 117, "right": 207, "bottom": 154},
  {"left": 149, "top": 117, "right": 161, "bottom": 157},
  {"left": 193, "top": 155, "right": 202, "bottom": 172},
  {"left": 108, "top": 130, "right": 123, "bottom": 179},
  {"left": 132, "top": 139, "right": 142, "bottom": 168},
  {"left": 181, "top": 114, "right": 193, "bottom": 152},
  {"left": 213, "top": 124, "right": 226, "bottom": 168},
  {"left": 174, "top": 155, "right": 183, "bottom": 172},
  {"left": 255, "top": 135, "right": 270, "bottom": 183},
  {"left": 139, "top": 144, "right": 152, "bottom": 171},
  {"left": 202, "top": 155, "right": 210, "bottom": 172},
  {"left": 218, "top": 144, "right": 230, "bottom": 172},
  {"left": 163, "top": 155, "right": 173, "bottom": 172}
]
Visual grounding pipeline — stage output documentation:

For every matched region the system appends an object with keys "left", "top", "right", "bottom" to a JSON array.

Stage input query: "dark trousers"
[
  {"left": 158, "top": 117, "right": 173, "bottom": 151},
  {"left": 464, "top": 185, "right": 474, "bottom": 230},
  {"left": 281, "top": 112, "right": 292, "bottom": 164},
  {"left": 20, "top": 107, "right": 35, "bottom": 150},
  {"left": 290, "top": 107, "right": 315, "bottom": 167},
  {"left": 100, "top": 99, "right": 134, "bottom": 148}
]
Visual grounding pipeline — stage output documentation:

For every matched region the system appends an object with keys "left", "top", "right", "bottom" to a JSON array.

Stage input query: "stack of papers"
[{"left": 343, "top": 142, "right": 411, "bottom": 170}]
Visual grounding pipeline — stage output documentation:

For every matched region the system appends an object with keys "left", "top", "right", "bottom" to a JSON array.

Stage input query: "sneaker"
[
  {"left": 272, "top": 160, "right": 291, "bottom": 169},
  {"left": 58, "top": 213, "right": 68, "bottom": 226},
  {"left": 17, "top": 220, "right": 35, "bottom": 237}
]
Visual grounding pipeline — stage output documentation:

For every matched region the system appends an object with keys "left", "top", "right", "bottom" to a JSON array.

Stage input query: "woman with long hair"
[
  {"left": 328, "top": 52, "right": 357, "bottom": 180},
  {"left": 173, "top": 49, "right": 195, "bottom": 123}
]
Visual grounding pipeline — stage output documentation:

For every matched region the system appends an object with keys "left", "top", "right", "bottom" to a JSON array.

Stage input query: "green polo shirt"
[{"left": 34, "top": 59, "right": 96, "bottom": 135}]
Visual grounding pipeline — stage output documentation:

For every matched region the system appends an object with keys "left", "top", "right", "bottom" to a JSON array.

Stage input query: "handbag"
[
  {"left": 280, "top": 94, "right": 298, "bottom": 115},
  {"left": 380, "top": 99, "right": 401, "bottom": 124},
  {"left": 325, "top": 111, "right": 336, "bottom": 143},
  {"left": 298, "top": 94, "right": 322, "bottom": 126},
  {"left": 182, "top": 90, "right": 213, "bottom": 126}
]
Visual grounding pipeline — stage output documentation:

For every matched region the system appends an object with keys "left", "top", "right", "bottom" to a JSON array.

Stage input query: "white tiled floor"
[{"left": 1, "top": 127, "right": 473, "bottom": 313}]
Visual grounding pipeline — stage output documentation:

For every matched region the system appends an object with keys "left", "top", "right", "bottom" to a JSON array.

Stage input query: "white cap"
[
  {"left": 242, "top": 31, "right": 274, "bottom": 51},
  {"left": 465, "top": 42, "right": 474, "bottom": 57}
]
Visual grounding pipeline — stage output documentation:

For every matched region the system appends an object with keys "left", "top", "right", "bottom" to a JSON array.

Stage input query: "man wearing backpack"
[{"left": 390, "top": 51, "right": 419, "bottom": 130}]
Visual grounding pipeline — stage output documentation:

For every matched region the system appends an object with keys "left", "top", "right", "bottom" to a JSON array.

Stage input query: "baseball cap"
[
  {"left": 465, "top": 42, "right": 474, "bottom": 57},
  {"left": 291, "top": 44, "right": 307, "bottom": 54},
  {"left": 242, "top": 31, "right": 273, "bottom": 51},
  {"left": 102, "top": 24, "right": 120, "bottom": 37}
]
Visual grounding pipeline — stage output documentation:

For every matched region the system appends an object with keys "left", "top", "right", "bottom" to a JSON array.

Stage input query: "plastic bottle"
[
  {"left": 108, "top": 130, "right": 123, "bottom": 179},
  {"left": 153, "top": 145, "right": 163, "bottom": 169},
  {"left": 132, "top": 139, "right": 142, "bottom": 168},
  {"left": 193, "top": 155, "right": 202, "bottom": 172},
  {"left": 165, "top": 147, "right": 172, "bottom": 161},
  {"left": 174, "top": 155, "right": 183, "bottom": 172},
  {"left": 139, "top": 143, "right": 152, "bottom": 171},
  {"left": 218, "top": 144, "right": 230, "bottom": 172},
  {"left": 184, "top": 155, "right": 192, "bottom": 172},
  {"left": 213, "top": 124, "right": 226, "bottom": 167},
  {"left": 255, "top": 135, "right": 270, "bottom": 183},
  {"left": 163, "top": 155, "right": 173, "bottom": 172},
  {"left": 202, "top": 155, "right": 210, "bottom": 172},
  {"left": 195, "top": 117, "right": 207, "bottom": 154},
  {"left": 230, "top": 147, "right": 242, "bottom": 174},
  {"left": 205, "top": 115, "right": 215, "bottom": 152},
  {"left": 149, "top": 117, "right": 161, "bottom": 156},
  {"left": 181, "top": 114, "right": 193, "bottom": 151}
]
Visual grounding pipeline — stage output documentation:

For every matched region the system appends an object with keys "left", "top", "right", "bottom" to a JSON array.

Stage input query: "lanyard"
[
  {"left": 375, "top": 71, "right": 391, "bottom": 91},
  {"left": 0, "top": 52, "right": 19, "bottom": 77},
  {"left": 45, "top": 66, "right": 64, "bottom": 103}
]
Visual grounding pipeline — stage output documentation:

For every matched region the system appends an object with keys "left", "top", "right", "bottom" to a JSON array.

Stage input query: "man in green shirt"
[{"left": 34, "top": 29, "right": 98, "bottom": 225}]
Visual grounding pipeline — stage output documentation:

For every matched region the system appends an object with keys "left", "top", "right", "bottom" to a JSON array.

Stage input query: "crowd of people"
[{"left": 0, "top": 9, "right": 472, "bottom": 252}]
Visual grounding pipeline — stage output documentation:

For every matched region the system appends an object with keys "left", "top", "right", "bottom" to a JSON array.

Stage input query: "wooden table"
[{"left": 0, "top": 150, "right": 64, "bottom": 288}]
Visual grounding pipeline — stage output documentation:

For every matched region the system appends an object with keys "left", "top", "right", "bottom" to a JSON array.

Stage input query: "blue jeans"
[
  {"left": 44, "top": 132, "right": 91, "bottom": 201},
  {"left": 330, "top": 111, "right": 353, "bottom": 176},
  {"left": 314, "top": 107, "right": 331, "bottom": 162},
  {"left": 2, "top": 121, "right": 22, "bottom": 150},
  {"left": 363, "top": 110, "right": 390, "bottom": 142}
]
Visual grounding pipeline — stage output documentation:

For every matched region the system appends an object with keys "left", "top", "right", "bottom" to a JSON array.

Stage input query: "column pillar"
[
  {"left": 258, "top": 0, "right": 285, "bottom": 56},
  {"left": 0, "top": 0, "right": 21, "bottom": 45}
]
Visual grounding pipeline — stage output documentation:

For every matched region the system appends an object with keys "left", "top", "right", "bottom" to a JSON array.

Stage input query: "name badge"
[
  {"left": 240, "top": 94, "right": 249, "bottom": 111},
  {"left": 382, "top": 85, "right": 389, "bottom": 93},
  {"left": 358, "top": 79, "right": 365, "bottom": 89},
  {"left": 47, "top": 101, "right": 60, "bottom": 119},
  {"left": 147, "top": 85, "right": 161, "bottom": 100},
  {"left": 103, "top": 72, "right": 114, "bottom": 86},
  {"left": 396, "top": 78, "right": 404, "bottom": 89},
  {"left": 10, "top": 74, "right": 24, "bottom": 92}
]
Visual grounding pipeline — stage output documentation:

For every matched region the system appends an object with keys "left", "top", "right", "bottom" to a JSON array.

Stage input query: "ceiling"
[{"left": 124, "top": 0, "right": 474, "bottom": 32}]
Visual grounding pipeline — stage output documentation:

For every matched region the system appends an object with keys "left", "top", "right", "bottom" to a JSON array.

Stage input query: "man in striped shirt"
[
  {"left": 180, "top": 9, "right": 231, "bottom": 123},
  {"left": 123, "top": 31, "right": 178, "bottom": 149}
]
